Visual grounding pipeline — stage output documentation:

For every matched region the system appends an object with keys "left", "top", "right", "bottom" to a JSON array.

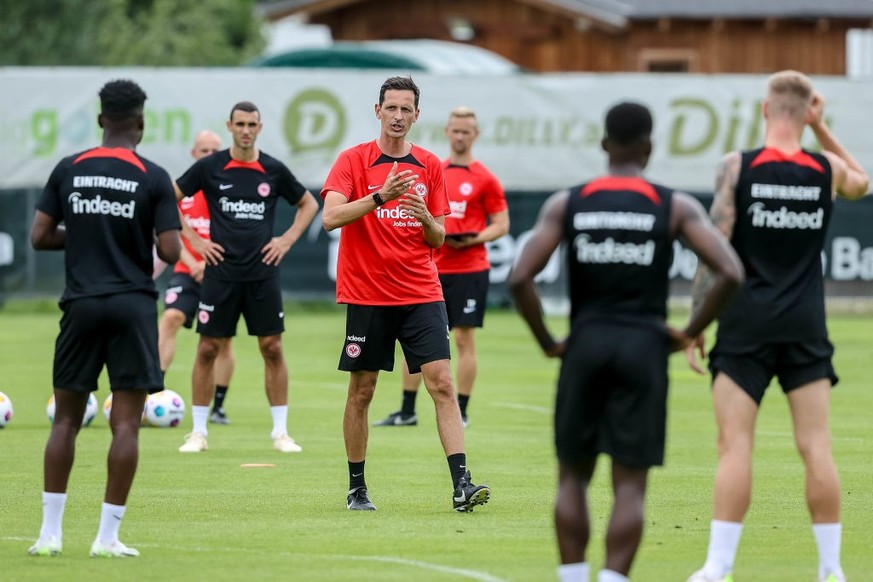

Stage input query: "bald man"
[{"left": 158, "top": 130, "right": 236, "bottom": 424}]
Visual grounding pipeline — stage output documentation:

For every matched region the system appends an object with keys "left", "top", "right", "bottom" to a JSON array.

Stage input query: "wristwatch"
[{"left": 372, "top": 192, "right": 386, "bottom": 206}]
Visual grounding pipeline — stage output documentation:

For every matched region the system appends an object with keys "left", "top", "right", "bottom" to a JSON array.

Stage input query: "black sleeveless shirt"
[
  {"left": 716, "top": 148, "right": 833, "bottom": 344},
  {"left": 563, "top": 176, "right": 674, "bottom": 327}
]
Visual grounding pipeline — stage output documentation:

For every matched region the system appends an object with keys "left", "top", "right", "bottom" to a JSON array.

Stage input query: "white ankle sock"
[
  {"left": 270, "top": 405, "right": 288, "bottom": 439},
  {"left": 191, "top": 405, "right": 209, "bottom": 435},
  {"left": 702, "top": 520, "right": 743, "bottom": 577},
  {"left": 96, "top": 502, "right": 126, "bottom": 546},
  {"left": 39, "top": 492, "right": 67, "bottom": 541},
  {"left": 557, "top": 562, "right": 589, "bottom": 582},
  {"left": 598, "top": 569, "right": 629, "bottom": 582},
  {"left": 813, "top": 523, "right": 843, "bottom": 578}
]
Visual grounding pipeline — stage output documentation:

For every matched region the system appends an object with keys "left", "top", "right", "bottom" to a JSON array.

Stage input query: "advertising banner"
[{"left": 2, "top": 68, "right": 872, "bottom": 193}]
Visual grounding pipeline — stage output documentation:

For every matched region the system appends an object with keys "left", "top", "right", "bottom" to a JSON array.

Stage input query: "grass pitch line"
[
  {"left": 493, "top": 402, "right": 551, "bottom": 415},
  {"left": 0, "top": 536, "right": 507, "bottom": 581},
  {"left": 335, "top": 555, "right": 508, "bottom": 582}
]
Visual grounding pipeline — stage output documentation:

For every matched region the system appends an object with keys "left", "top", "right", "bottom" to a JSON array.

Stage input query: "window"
[{"left": 638, "top": 48, "right": 699, "bottom": 73}]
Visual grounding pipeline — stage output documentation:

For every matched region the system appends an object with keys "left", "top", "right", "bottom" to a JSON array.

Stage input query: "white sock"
[
  {"left": 702, "top": 520, "right": 743, "bottom": 577},
  {"left": 557, "top": 562, "right": 589, "bottom": 582},
  {"left": 191, "top": 405, "right": 209, "bottom": 435},
  {"left": 96, "top": 502, "right": 126, "bottom": 546},
  {"left": 813, "top": 523, "right": 843, "bottom": 578},
  {"left": 598, "top": 570, "right": 629, "bottom": 582},
  {"left": 270, "top": 405, "right": 288, "bottom": 439},
  {"left": 39, "top": 492, "right": 67, "bottom": 541}
]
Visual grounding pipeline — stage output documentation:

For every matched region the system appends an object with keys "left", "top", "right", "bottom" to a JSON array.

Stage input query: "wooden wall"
[{"left": 298, "top": 0, "right": 867, "bottom": 74}]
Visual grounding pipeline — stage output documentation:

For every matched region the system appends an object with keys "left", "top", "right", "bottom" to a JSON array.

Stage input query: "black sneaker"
[
  {"left": 347, "top": 487, "right": 376, "bottom": 510},
  {"left": 209, "top": 407, "right": 230, "bottom": 425},
  {"left": 373, "top": 410, "right": 417, "bottom": 426},
  {"left": 453, "top": 470, "right": 490, "bottom": 512}
]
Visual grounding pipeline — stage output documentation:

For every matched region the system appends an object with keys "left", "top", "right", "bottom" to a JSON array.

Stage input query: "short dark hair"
[
  {"left": 99, "top": 79, "right": 147, "bottom": 120},
  {"left": 379, "top": 76, "right": 420, "bottom": 108},
  {"left": 604, "top": 102, "right": 653, "bottom": 145},
  {"left": 229, "top": 101, "right": 260, "bottom": 121}
]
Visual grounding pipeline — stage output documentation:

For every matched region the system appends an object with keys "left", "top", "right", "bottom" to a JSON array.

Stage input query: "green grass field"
[{"left": 1, "top": 304, "right": 871, "bottom": 581}]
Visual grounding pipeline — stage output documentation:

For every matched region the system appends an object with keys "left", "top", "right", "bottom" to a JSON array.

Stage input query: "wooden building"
[{"left": 259, "top": 0, "right": 873, "bottom": 74}]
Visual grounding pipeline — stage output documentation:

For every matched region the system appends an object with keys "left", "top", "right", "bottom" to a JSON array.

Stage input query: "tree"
[{"left": 0, "top": 0, "right": 265, "bottom": 66}]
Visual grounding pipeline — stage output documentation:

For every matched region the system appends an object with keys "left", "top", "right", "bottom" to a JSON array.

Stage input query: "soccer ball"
[
  {"left": 145, "top": 390, "right": 186, "bottom": 428},
  {"left": 46, "top": 393, "right": 99, "bottom": 426},
  {"left": 0, "top": 391, "right": 13, "bottom": 428},
  {"left": 102, "top": 393, "right": 148, "bottom": 424}
]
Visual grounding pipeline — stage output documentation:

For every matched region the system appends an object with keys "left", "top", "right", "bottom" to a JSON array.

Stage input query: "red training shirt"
[
  {"left": 321, "top": 141, "right": 449, "bottom": 305},
  {"left": 435, "top": 160, "right": 507, "bottom": 274},
  {"left": 174, "top": 191, "right": 210, "bottom": 275}
]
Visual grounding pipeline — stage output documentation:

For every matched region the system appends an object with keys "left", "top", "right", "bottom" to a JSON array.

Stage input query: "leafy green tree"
[{"left": 0, "top": 0, "right": 264, "bottom": 66}]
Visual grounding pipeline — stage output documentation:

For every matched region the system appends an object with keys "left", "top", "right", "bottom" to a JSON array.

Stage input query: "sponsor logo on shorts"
[
  {"left": 258, "top": 182, "right": 271, "bottom": 197},
  {"left": 279, "top": 311, "right": 284, "bottom": 319},
  {"left": 198, "top": 302, "right": 215, "bottom": 312},
  {"left": 463, "top": 299, "right": 477, "bottom": 314},
  {"left": 346, "top": 343, "right": 361, "bottom": 358},
  {"left": 346, "top": 335, "right": 366, "bottom": 342}
]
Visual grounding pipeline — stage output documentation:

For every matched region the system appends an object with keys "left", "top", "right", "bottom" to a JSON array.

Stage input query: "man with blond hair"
[
  {"left": 375, "top": 106, "right": 509, "bottom": 428},
  {"left": 686, "top": 71, "right": 869, "bottom": 582}
]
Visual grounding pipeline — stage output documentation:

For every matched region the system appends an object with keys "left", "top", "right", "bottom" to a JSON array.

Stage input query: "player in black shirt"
[
  {"left": 686, "top": 72, "right": 869, "bottom": 582},
  {"left": 28, "top": 79, "right": 181, "bottom": 558},
  {"left": 509, "top": 103, "right": 743, "bottom": 582},
  {"left": 175, "top": 101, "right": 318, "bottom": 454}
]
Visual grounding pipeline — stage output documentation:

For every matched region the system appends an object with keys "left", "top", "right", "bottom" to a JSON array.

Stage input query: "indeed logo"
[
  {"left": 68, "top": 192, "right": 135, "bottom": 218},
  {"left": 376, "top": 206, "right": 416, "bottom": 220},
  {"left": 186, "top": 216, "right": 211, "bottom": 230},
  {"left": 747, "top": 203, "right": 824, "bottom": 230},
  {"left": 346, "top": 334, "right": 366, "bottom": 342},
  {"left": 219, "top": 197, "right": 265, "bottom": 214},
  {"left": 449, "top": 200, "right": 467, "bottom": 218},
  {"left": 574, "top": 234, "right": 655, "bottom": 265}
]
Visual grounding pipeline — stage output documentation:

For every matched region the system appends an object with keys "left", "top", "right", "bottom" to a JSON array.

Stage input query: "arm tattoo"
[{"left": 690, "top": 152, "right": 739, "bottom": 317}]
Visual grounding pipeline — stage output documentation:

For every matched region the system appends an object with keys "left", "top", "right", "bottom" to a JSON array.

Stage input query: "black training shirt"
[
  {"left": 36, "top": 146, "right": 181, "bottom": 303},
  {"left": 176, "top": 149, "right": 307, "bottom": 281}
]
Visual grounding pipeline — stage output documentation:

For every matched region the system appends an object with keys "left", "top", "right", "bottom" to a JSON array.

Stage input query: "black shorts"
[
  {"left": 440, "top": 270, "right": 489, "bottom": 329},
  {"left": 339, "top": 302, "right": 450, "bottom": 373},
  {"left": 53, "top": 292, "right": 163, "bottom": 393},
  {"left": 709, "top": 338, "right": 838, "bottom": 405},
  {"left": 196, "top": 275, "right": 284, "bottom": 338},
  {"left": 555, "top": 322, "right": 668, "bottom": 468},
  {"left": 163, "top": 273, "right": 200, "bottom": 328}
]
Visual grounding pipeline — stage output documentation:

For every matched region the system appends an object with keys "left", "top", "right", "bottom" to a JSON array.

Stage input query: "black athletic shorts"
[
  {"left": 53, "top": 292, "right": 164, "bottom": 393},
  {"left": 709, "top": 338, "right": 838, "bottom": 405},
  {"left": 440, "top": 270, "right": 489, "bottom": 329},
  {"left": 339, "top": 302, "right": 450, "bottom": 373},
  {"left": 163, "top": 273, "right": 200, "bottom": 328},
  {"left": 196, "top": 275, "right": 284, "bottom": 338},
  {"left": 555, "top": 321, "right": 669, "bottom": 468}
]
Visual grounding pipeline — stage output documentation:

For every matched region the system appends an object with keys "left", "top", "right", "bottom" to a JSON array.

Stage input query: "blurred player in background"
[
  {"left": 176, "top": 101, "right": 318, "bottom": 454},
  {"left": 29, "top": 79, "right": 181, "bottom": 558},
  {"left": 158, "top": 130, "right": 236, "bottom": 425},
  {"left": 686, "top": 71, "right": 869, "bottom": 582},
  {"left": 375, "top": 106, "right": 509, "bottom": 428},
  {"left": 322, "top": 76, "right": 491, "bottom": 512},
  {"left": 510, "top": 102, "right": 743, "bottom": 582}
]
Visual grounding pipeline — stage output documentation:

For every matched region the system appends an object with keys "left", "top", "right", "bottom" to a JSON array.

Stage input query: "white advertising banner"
[{"left": 1, "top": 68, "right": 871, "bottom": 192}]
